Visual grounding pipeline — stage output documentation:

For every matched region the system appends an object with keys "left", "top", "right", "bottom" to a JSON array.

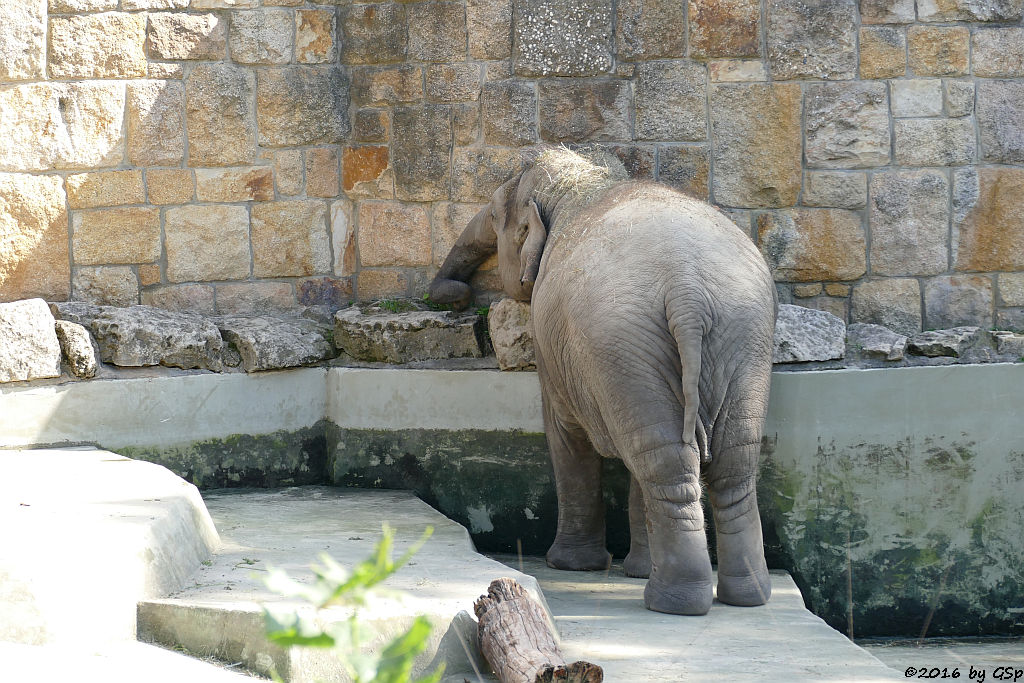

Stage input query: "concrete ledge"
[{"left": 0, "top": 449, "right": 219, "bottom": 644}]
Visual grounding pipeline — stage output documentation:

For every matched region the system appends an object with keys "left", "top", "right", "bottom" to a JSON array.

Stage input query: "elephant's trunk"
[{"left": 428, "top": 206, "right": 496, "bottom": 311}]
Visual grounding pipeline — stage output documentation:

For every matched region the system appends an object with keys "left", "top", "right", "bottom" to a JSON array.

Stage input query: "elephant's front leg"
[
  {"left": 542, "top": 391, "right": 611, "bottom": 572},
  {"left": 636, "top": 440, "right": 713, "bottom": 615}
]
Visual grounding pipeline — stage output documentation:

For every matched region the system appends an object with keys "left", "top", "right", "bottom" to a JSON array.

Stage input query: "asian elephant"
[{"left": 429, "top": 147, "right": 777, "bottom": 616}]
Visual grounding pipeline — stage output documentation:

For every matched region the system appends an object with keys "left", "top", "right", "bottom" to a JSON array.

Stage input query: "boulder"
[
  {"left": 334, "top": 307, "right": 486, "bottom": 363},
  {"left": 215, "top": 315, "right": 335, "bottom": 373},
  {"left": 773, "top": 304, "right": 846, "bottom": 363},
  {"left": 907, "top": 327, "right": 980, "bottom": 358},
  {"left": 89, "top": 305, "right": 223, "bottom": 370},
  {"left": 0, "top": 298, "right": 61, "bottom": 383},
  {"left": 49, "top": 301, "right": 106, "bottom": 327},
  {"left": 488, "top": 298, "right": 536, "bottom": 370},
  {"left": 991, "top": 331, "right": 1024, "bottom": 358},
  {"left": 54, "top": 320, "right": 99, "bottom": 379},
  {"left": 846, "top": 322, "right": 907, "bottom": 361}
]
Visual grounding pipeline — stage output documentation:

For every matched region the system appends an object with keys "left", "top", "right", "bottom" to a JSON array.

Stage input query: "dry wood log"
[{"left": 474, "top": 578, "right": 603, "bottom": 683}]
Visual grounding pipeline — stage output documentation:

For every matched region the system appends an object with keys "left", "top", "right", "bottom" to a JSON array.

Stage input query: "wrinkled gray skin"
[{"left": 429, "top": 150, "right": 777, "bottom": 615}]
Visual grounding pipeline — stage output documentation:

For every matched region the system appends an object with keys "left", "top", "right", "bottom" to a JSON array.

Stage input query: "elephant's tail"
[{"left": 666, "top": 298, "right": 710, "bottom": 463}]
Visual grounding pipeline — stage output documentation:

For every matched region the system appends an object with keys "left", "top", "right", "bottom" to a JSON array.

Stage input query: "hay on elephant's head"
[{"left": 533, "top": 145, "right": 628, "bottom": 205}]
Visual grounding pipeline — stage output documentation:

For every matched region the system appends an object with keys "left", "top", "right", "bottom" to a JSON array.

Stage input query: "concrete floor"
[{"left": 861, "top": 639, "right": 1024, "bottom": 680}]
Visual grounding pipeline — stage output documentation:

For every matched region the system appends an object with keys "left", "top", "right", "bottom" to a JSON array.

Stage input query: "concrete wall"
[
  {"left": 3, "top": 364, "right": 1023, "bottom": 636},
  {"left": 2, "top": 1, "right": 1024, "bottom": 330}
]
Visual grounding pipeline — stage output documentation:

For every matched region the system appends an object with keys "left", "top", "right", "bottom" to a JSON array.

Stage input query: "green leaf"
[
  {"left": 372, "top": 617, "right": 436, "bottom": 683},
  {"left": 263, "top": 606, "right": 335, "bottom": 649}
]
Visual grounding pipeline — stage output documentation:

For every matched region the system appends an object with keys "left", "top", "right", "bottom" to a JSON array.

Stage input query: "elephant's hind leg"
[
  {"left": 623, "top": 474, "right": 652, "bottom": 578},
  {"left": 543, "top": 391, "right": 612, "bottom": 572}
]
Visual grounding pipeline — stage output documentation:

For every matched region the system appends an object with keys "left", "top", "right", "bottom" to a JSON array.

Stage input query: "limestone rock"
[
  {"left": 215, "top": 316, "right": 334, "bottom": 373},
  {"left": 230, "top": 9, "right": 294, "bottom": 65},
  {"left": 924, "top": 275, "right": 994, "bottom": 329},
  {"left": 49, "top": 301, "right": 106, "bottom": 327},
  {"left": 757, "top": 209, "right": 866, "bottom": 282},
  {"left": 616, "top": 0, "right": 685, "bottom": 60},
  {"left": 392, "top": 105, "right": 452, "bottom": 201},
  {"left": 992, "top": 331, "right": 1024, "bottom": 357},
  {"left": 850, "top": 279, "right": 922, "bottom": 336},
  {"left": 767, "top": 0, "right": 858, "bottom": 80},
  {"left": 846, "top": 323, "right": 907, "bottom": 361},
  {"left": 538, "top": 79, "right": 632, "bottom": 143},
  {"left": 0, "top": 299, "right": 61, "bottom": 383},
  {"left": 513, "top": 0, "right": 613, "bottom": 76},
  {"left": 804, "top": 82, "right": 890, "bottom": 169},
  {"left": 335, "top": 308, "right": 486, "bottom": 363},
  {"left": 0, "top": 82, "right": 126, "bottom": 172},
  {"left": 89, "top": 306, "right": 223, "bottom": 370},
  {"left": 907, "top": 327, "right": 979, "bottom": 358},
  {"left": 710, "top": 83, "right": 801, "bottom": 208},
  {"left": 186, "top": 64, "right": 256, "bottom": 166},
  {"left": 634, "top": 62, "right": 707, "bottom": 141},
  {"left": 54, "top": 320, "right": 99, "bottom": 379},
  {"left": 869, "top": 170, "right": 949, "bottom": 276},
  {"left": 0, "top": 173, "right": 69, "bottom": 302},
  {"left": 0, "top": 0, "right": 46, "bottom": 81},
  {"left": 49, "top": 13, "right": 147, "bottom": 79},
  {"left": 488, "top": 299, "right": 536, "bottom": 370},
  {"left": 147, "top": 13, "right": 226, "bottom": 61},
  {"left": 977, "top": 81, "right": 1024, "bottom": 164},
  {"left": 773, "top": 304, "right": 846, "bottom": 363},
  {"left": 953, "top": 168, "right": 1024, "bottom": 272},
  {"left": 257, "top": 67, "right": 348, "bottom": 147}
]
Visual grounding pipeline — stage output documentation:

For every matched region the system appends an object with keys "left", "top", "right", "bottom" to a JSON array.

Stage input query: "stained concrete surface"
[{"left": 862, "top": 639, "right": 1024, "bottom": 680}]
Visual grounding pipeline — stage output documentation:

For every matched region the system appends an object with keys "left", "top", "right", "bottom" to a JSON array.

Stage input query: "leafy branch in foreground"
[{"left": 262, "top": 524, "right": 444, "bottom": 683}]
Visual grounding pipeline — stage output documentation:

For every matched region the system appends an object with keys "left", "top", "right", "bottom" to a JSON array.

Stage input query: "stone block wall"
[{"left": 1, "top": 0, "right": 1023, "bottom": 329}]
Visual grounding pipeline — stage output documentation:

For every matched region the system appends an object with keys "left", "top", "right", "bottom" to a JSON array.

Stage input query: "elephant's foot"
[
  {"left": 643, "top": 574, "right": 713, "bottom": 615},
  {"left": 717, "top": 567, "right": 772, "bottom": 607},
  {"left": 623, "top": 548, "right": 651, "bottom": 578},
  {"left": 546, "top": 542, "right": 612, "bottom": 571}
]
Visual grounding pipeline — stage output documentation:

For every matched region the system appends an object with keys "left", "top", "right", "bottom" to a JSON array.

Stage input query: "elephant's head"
[{"left": 429, "top": 168, "right": 548, "bottom": 311}]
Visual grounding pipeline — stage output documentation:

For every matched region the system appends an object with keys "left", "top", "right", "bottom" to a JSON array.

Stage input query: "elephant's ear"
[{"left": 519, "top": 200, "right": 547, "bottom": 286}]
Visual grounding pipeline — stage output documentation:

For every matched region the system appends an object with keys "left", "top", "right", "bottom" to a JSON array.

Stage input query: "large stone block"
[
  {"left": 924, "top": 275, "right": 994, "bottom": 329},
  {"left": 343, "top": 146, "right": 392, "bottom": 198},
  {"left": 658, "top": 146, "right": 709, "bottom": 199},
  {"left": 773, "top": 304, "right": 846, "bottom": 363},
  {"left": 392, "top": 105, "right": 453, "bottom": 201},
  {"left": 186, "top": 64, "right": 256, "bottom": 166},
  {"left": 50, "top": 0, "right": 118, "bottom": 11},
  {"left": 804, "top": 83, "right": 890, "bottom": 169},
  {"left": 432, "top": 202, "right": 486, "bottom": 268},
  {"left": 452, "top": 148, "right": 525, "bottom": 202},
  {"left": 72, "top": 208, "right": 161, "bottom": 265},
  {"left": 538, "top": 79, "right": 630, "bottom": 142},
  {"left": 89, "top": 305, "right": 223, "bottom": 370},
  {"left": 634, "top": 62, "right": 706, "bottom": 141},
  {"left": 513, "top": 0, "right": 613, "bottom": 76},
  {"left": 917, "top": 0, "right": 1022, "bottom": 21},
  {"left": 296, "top": 10, "right": 336, "bottom": 64},
  {"left": 802, "top": 171, "right": 867, "bottom": 209},
  {"left": 357, "top": 201, "right": 431, "bottom": 267},
  {"left": 123, "top": 0, "right": 189, "bottom": 7},
  {"left": 977, "top": 81, "right": 1024, "bottom": 164},
  {"left": 859, "top": 0, "right": 914, "bottom": 22},
  {"left": 907, "top": 327, "right": 979, "bottom": 358},
  {"left": 869, "top": 170, "right": 949, "bottom": 276},
  {"left": 353, "top": 109, "right": 389, "bottom": 144},
  {"left": 945, "top": 81, "right": 975, "bottom": 118},
  {"left": 72, "top": 266, "right": 139, "bottom": 307},
  {"left": 454, "top": 102, "right": 482, "bottom": 145},
  {"left": 850, "top": 278, "right": 922, "bottom": 336},
  {"left": 0, "top": 0, "right": 46, "bottom": 81},
  {"left": 767, "top": 0, "right": 857, "bottom": 80},
  {"left": 341, "top": 4, "right": 407, "bottom": 65},
  {"left": 165, "top": 205, "right": 251, "bottom": 282},
  {"left": 0, "top": 174, "right": 69, "bottom": 302},
  {"left": 332, "top": 200, "right": 357, "bottom": 277},
  {"left": 894, "top": 118, "right": 976, "bottom": 167},
  {"left": 689, "top": 0, "right": 760, "bottom": 58},
  {"left": 230, "top": 9, "right": 294, "bottom": 65},
  {"left": 0, "top": 299, "right": 61, "bottom": 383},
  {"left": 49, "top": 13, "right": 146, "bottom": 79},
  {"left": 757, "top": 209, "right": 865, "bottom": 282},
  {"left": 468, "top": 0, "right": 513, "bottom": 59},
  {"left": 409, "top": 2, "right": 467, "bottom": 62},
  {"left": 216, "top": 316, "right": 334, "bottom": 372},
  {"left": 257, "top": 67, "right": 349, "bottom": 148},
  {"left": 147, "top": 13, "right": 226, "bottom": 61},
  {"left": 708, "top": 59, "right": 768, "bottom": 82},
  {"left": 306, "top": 147, "right": 340, "bottom": 199},
  {"left": 615, "top": 0, "right": 685, "bottom": 60},
  {"left": 142, "top": 284, "right": 215, "bottom": 315},
  {"left": 147, "top": 169, "right": 194, "bottom": 205},
  {"left": 0, "top": 82, "right": 126, "bottom": 172},
  {"left": 908, "top": 26, "right": 969, "bottom": 76},
  {"left": 890, "top": 79, "right": 943, "bottom": 117},
  {"left": 127, "top": 80, "right": 185, "bottom": 167},
  {"left": 298, "top": 277, "right": 352, "bottom": 310},
  {"left": 846, "top": 323, "right": 906, "bottom": 361},
  {"left": 352, "top": 66, "right": 424, "bottom": 106},
  {"left": 215, "top": 282, "right": 294, "bottom": 315},
  {"left": 334, "top": 308, "right": 486, "bottom": 363},
  {"left": 972, "top": 29, "right": 1024, "bottom": 77},
  {"left": 489, "top": 298, "right": 536, "bottom": 370},
  {"left": 954, "top": 168, "right": 1024, "bottom": 272},
  {"left": 66, "top": 171, "right": 145, "bottom": 209},
  {"left": 1000, "top": 274, "right": 1024, "bottom": 307},
  {"left": 427, "top": 64, "right": 482, "bottom": 102},
  {"left": 710, "top": 83, "right": 802, "bottom": 208},
  {"left": 859, "top": 27, "right": 907, "bottom": 79},
  {"left": 252, "top": 201, "right": 331, "bottom": 277},
  {"left": 357, "top": 270, "right": 410, "bottom": 300},
  {"left": 195, "top": 167, "right": 274, "bottom": 202},
  {"left": 483, "top": 81, "right": 536, "bottom": 146}
]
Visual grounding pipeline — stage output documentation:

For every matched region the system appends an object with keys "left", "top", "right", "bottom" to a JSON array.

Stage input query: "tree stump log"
[{"left": 474, "top": 578, "right": 603, "bottom": 683}]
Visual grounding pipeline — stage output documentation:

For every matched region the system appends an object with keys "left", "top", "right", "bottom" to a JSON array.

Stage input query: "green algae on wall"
[{"left": 117, "top": 422, "right": 329, "bottom": 488}]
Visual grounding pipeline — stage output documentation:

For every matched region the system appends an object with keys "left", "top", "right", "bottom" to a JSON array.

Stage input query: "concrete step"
[
  {"left": 0, "top": 448, "right": 219, "bottom": 645},
  {"left": 138, "top": 487, "right": 548, "bottom": 682}
]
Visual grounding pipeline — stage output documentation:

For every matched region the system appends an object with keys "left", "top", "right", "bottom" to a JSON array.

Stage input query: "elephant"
[{"left": 429, "top": 147, "right": 777, "bottom": 616}]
